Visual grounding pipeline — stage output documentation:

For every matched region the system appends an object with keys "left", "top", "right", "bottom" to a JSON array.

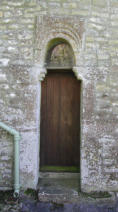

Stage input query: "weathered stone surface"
[
  {"left": 0, "top": 0, "right": 118, "bottom": 193},
  {"left": 0, "top": 129, "right": 13, "bottom": 189}
]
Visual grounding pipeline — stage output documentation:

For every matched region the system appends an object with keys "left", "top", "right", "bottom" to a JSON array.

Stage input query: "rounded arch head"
[{"left": 45, "top": 38, "right": 76, "bottom": 69}]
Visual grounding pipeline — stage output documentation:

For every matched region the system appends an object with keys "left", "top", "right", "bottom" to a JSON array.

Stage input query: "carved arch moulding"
[{"left": 33, "top": 15, "right": 84, "bottom": 81}]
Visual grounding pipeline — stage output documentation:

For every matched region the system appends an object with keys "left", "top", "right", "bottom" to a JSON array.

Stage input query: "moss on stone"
[
  {"left": 24, "top": 188, "right": 37, "bottom": 199},
  {"left": 40, "top": 166, "right": 79, "bottom": 172}
]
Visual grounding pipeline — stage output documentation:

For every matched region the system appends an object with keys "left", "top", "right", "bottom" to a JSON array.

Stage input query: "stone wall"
[
  {"left": 0, "top": 129, "right": 13, "bottom": 189},
  {"left": 0, "top": 0, "right": 118, "bottom": 192}
]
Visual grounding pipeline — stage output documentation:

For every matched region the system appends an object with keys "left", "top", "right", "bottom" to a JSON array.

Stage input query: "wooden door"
[{"left": 40, "top": 70, "right": 81, "bottom": 172}]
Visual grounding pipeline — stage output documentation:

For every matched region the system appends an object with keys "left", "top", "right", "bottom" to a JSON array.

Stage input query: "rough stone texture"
[
  {"left": 0, "top": 129, "right": 13, "bottom": 189},
  {"left": 0, "top": 0, "right": 118, "bottom": 192}
]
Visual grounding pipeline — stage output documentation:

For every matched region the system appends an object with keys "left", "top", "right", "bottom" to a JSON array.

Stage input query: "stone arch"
[
  {"left": 45, "top": 37, "right": 75, "bottom": 68},
  {"left": 35, "top": 34, "right": 82, "bottom": 81},
  {"left": 34, "top": 15, "right": 84, "bottom": 81},
  {"left": 38, "top": 33, "right": 80, "bottom": 69}
]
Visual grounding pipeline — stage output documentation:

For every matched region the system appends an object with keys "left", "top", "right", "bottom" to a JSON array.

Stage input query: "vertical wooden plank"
[{"left": 40, "top": 70, "right": 81, "bottom": 169}]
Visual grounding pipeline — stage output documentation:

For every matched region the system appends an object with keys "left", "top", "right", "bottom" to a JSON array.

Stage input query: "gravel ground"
[
  {"left": 0, "top": 190, "right": 118, "bottom": 212},
  {"left": 1, "top": 200, "right": 118, "bottom": 212}
]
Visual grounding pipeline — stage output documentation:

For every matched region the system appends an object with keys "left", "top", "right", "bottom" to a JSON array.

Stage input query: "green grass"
[{"left": 40, "top": 166, "right": 79, "bottom": 172}]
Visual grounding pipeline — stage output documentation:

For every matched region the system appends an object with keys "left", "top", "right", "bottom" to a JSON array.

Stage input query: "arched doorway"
[{"left": 40, "top": 39, "right": 81, "bottom": 173}]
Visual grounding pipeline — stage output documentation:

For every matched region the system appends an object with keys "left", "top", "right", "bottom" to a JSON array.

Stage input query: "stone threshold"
[{"left": 39, "top": 172, "right": 80, "bottom": 179}]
